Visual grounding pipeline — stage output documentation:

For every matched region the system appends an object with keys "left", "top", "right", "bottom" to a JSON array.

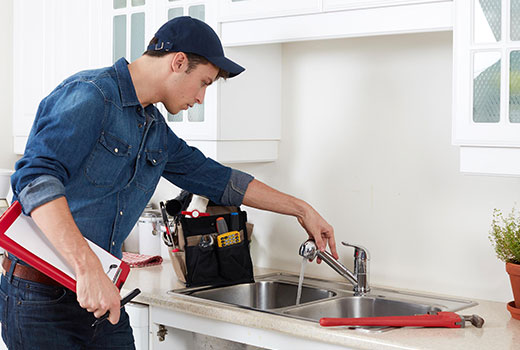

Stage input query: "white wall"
[
  {"left": 0, "top": 0, "right": 19, "bottom": 171},
  {"left": 227, "top": 32, "right": 519, "bottom": 303}
]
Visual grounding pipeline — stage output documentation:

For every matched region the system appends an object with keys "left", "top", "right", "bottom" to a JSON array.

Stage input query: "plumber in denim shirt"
[{"left": 2, "top": 16, "right": 338, "bottom": 349}]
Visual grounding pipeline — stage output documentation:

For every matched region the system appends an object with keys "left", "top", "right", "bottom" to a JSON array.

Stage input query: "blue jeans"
[{"left": 0, "top": 259, "right": 135, "bottom": 350}]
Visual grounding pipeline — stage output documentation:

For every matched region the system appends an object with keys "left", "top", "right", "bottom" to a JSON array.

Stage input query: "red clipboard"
[{"left": 0, "top": 201, "right": 130, "bottom": 292}]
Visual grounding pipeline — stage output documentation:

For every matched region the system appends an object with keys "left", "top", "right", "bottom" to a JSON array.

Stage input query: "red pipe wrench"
[{"left": 320, "top": 311, "right": 484, "bottom": 328}]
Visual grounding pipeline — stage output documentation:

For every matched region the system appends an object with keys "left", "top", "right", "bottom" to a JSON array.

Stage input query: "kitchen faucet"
[{"left": 299, "top": 240, "right": 370, "bottom": 295}]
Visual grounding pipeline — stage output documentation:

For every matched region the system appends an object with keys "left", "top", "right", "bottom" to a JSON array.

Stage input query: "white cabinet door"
[
  {"left": 13, "top": 0, "right": 106, "bottom": 154},
  {"left": 217, "top": 0, "right": 321, "bottom": 22},
  {"left": 104, "top": 0, "right": 155, "bottom": 66},
  {"left": 12, "top": 0, "right": 46, "bottom": 154},
  {"left": 126, "top": 302, "right": 149, "bottom": 350},
  {"left": 453, "top": 0, "right": 520, "bottom": 146},
  {"left": 453, "top": 0, "right": 520, "bottom": 175}
]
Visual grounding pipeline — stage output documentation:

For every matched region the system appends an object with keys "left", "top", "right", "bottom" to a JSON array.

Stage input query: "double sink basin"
[{"left": 170, "top": 273, "right": 477, "bottom": 332}]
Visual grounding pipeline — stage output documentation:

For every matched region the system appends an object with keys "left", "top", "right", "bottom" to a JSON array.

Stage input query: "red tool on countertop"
[{"left": 320, "top": 311, "right": 484, "bottom": 328}]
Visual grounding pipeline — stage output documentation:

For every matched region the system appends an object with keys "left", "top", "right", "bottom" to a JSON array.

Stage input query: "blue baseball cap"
[{"left": 147, "top": 16, "right": 245, "bottom": 78}]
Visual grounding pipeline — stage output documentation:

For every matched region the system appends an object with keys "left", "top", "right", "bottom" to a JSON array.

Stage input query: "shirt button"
[
  {"left": 119, "top": 211, "right": 123, "bottom": 216},
  {"left": 114, "top": 148, "right": 119, "bottom": 153},
  {"left": 137, "top": 107, "right": 141, "bottom": 112},
  {"left": 138, "top": 123, "right": 143, "bottom": 128},
  {"left": 152, "top": 159, "right": 157, "bottom": 164},
  {"left": 112, "top": 242, "right": 115, "bottom": 246}
]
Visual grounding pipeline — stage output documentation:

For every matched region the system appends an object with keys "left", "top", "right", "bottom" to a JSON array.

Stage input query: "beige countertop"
[{"left": 122, "top": 262, "right": 520, "bottom": 350}]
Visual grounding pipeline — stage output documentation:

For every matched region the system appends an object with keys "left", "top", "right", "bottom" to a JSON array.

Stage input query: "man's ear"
[{"left": 171, "top": 52, "right": 188, "bottom": 73}]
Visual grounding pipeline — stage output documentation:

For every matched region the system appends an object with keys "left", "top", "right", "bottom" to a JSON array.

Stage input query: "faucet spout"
[
  {"left": 299, "top": 240, "right": 370, "bottom": 295},
  {"left": 299, "top": 240, "right": 358, "bottom": 287}
]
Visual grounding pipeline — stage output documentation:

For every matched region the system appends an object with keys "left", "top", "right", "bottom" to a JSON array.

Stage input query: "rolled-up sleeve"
[
  {"left": 220, "top": 169, "right": 254, "bottom": 206},
  {"left": 162, "top": 130, "right": 254, "bottom": 206},
  {"left": 11, "top": 80, "right": 106, "bottom": 215},
  {"left": 17, "top": 175, "right": 66, "bottom": 214}
]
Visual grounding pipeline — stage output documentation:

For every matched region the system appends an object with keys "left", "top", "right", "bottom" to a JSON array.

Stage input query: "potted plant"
[{"left": 489, "top": 208, "right": 520, "bottom": 320}]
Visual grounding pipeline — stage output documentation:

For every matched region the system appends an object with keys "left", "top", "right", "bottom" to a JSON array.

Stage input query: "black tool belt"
[{"left": 180, "top": 207, "right": 254, "bottom": 287}]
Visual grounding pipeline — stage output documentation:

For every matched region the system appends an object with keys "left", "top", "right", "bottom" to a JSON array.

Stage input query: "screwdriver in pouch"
[
  {"left": 216, "top": 217, "right": 228, "bottom": 234},
  {"left": 216, "top": 216, "right": 241, "bottom": 247},
  {"left": 229, "top": 212, "right": 239, "bottom": 231}
]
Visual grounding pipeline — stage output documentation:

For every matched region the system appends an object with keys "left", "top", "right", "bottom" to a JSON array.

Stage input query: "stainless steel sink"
[
  {"left": 170, "top": 273, "right": 477, "bottom": 332},
  {"left": 185, "top": 281, "right": 336, "bottom": 310},
  {"left": 283, "top": 296, "right": 442, "bottom": 321}
]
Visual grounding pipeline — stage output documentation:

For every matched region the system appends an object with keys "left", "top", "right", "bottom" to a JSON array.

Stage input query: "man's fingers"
[
  {"left": 314, "top": 234, "right": 326, "bottom": 252},
  {"left": 108, "top": 306, "right": 121, "bottom": 325},
  {"left": 327, "top": 228, "right": 339, "bottom": 259},
  {"left": 93, "top": 307, "right": 108, "bottom": 319}
]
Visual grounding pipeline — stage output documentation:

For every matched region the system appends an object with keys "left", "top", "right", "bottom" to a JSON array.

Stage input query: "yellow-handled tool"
[{"left": 217, "top": 231, "right": 241, "bottom": 247}]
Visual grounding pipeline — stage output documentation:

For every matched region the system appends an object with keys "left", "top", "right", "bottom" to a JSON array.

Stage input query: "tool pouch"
[{"left": 171, "top": 204, "right": 254, "bottom": 288}]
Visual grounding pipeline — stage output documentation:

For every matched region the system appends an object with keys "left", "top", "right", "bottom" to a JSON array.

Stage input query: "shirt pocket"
[
  {"left": 135, "top": 149, "right": 165, "bottom": 193},
  {"left": 84, "top": 131, "right": 131, "bottom": 187}
]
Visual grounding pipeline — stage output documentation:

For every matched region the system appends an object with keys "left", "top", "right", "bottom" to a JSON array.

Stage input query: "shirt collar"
[{"left": 114, "top": 58, "right": 141, "bottom": 108}]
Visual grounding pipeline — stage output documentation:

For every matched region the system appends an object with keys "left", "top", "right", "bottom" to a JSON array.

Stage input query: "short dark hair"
[{"left": 144, "top": 37, "right": 229, "bottom": 80}]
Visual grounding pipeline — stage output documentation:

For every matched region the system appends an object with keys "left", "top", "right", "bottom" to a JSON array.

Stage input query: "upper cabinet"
[
  {"left": 12, "top": 0, "right": 451, "bottom": 164},
  {"left": 13, "top": 0, "right": 281, "bottom": 163},
  {"left": 13, "top": 0, "right": 106, "bottom": 154},
  {"left": 106, "top": 0, "right": 155, "bottom": 65},
  {"left": 219, "top": 0, "right": 452, "bottom": 46},
  {"left": 453, "top": 0, "right": 520, "bottom": 175}
]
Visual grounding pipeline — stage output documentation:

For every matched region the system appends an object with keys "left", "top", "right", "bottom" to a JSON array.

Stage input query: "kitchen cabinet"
[
  {"left": 126, "top": 302, "right": 150, "bottom": 350},
  {"left": 453, "top": 0, "right": 520, "bottom": 175},
  {"left": 13, "top": 0, "right": 280, "bottom": 163},
  {"left": 220, "top": 1, "right": 452, "bottom": 46},
  {"left": 149, "top": 305, "right": 349, "bottom": 350},
  {"left": 12, "top": 0, "right": 105, "bottom": 154},
  {"left": 104, "top": 0, "right": 155, "bottom": 65}
]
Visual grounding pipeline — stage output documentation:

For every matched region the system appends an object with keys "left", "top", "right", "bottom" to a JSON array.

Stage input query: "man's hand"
[
  {"left": 297, "top": 205, "right": 338, "bottom": 261},
  {"left": 30, "top": 197, "right": 121, "bottom": 324},
  {"left": 76, "top": 256, "right": 121, "bottom": 325},
  {"left": 242, "top": 179, "right": 339, "bottom": 261}
]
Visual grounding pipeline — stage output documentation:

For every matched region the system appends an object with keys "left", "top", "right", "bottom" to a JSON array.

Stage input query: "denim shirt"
[{"left": 11, "top": 58, "right": 254, "bottom": 259}]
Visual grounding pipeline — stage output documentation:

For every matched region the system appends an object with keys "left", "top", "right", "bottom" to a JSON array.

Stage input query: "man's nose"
[{"left": 195, "top": 88, "right": 206, "bottom": 104}]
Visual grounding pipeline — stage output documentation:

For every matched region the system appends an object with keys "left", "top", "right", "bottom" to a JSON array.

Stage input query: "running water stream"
[{"left": 295, "top": 257, "right": 307, "bottom": 305}]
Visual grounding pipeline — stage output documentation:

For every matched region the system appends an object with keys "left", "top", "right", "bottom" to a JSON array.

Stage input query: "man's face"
[{"left": 163, "top": 55, "right": 219, "bottom": 115}]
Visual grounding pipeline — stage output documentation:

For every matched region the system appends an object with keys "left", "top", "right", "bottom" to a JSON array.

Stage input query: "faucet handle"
[{"left": 341, "top": 242, "right": 369, "bottom": 260}]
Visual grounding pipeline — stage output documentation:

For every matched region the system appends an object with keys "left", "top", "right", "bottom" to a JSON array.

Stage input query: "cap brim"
[{"left": 206, "top": 56, "right": 245, "bottom": 78}]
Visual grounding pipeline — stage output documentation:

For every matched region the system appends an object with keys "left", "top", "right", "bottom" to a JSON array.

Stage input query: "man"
[{"left": 1, "top": 16, "right": 337, "bottom": 349}]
